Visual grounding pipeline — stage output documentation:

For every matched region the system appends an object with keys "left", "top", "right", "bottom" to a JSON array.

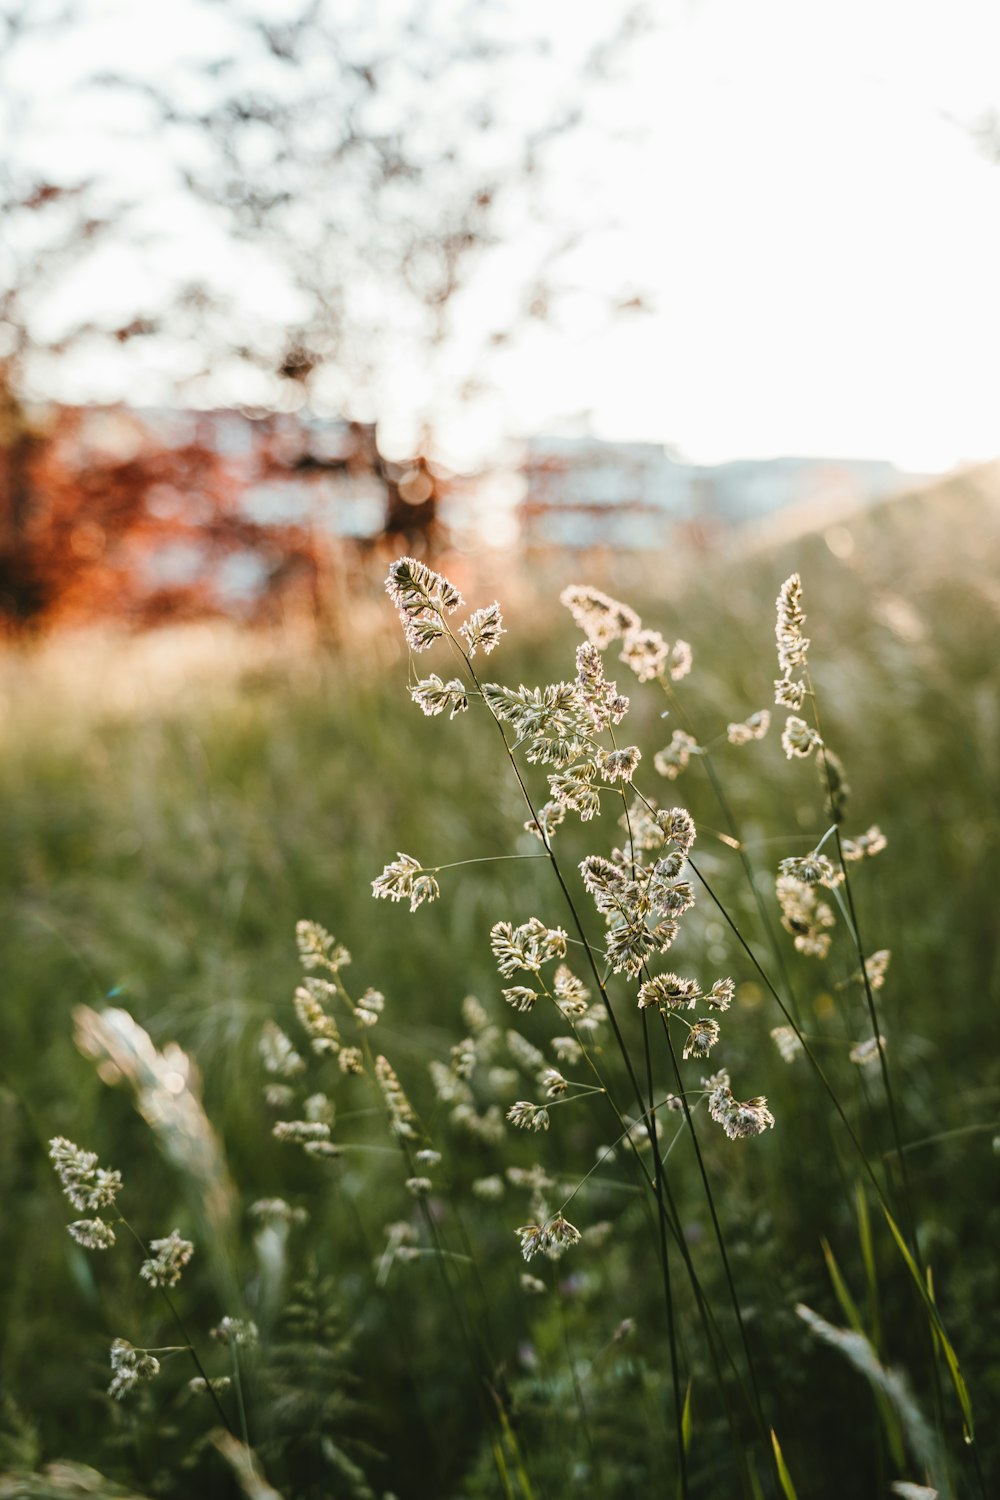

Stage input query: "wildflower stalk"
[
  {"left": 660, "top": 678, "right": 804, "bottom": 1027},
  {"left": 116, "top": 1214, "right": 235, "bottom": 1437},
  {"left": 805, "top": 684, "right": 919, "bottom": 1241},
  {"left": 446, "top": 629, "right": 766, "bottom": 1462},
  {"left": 689, "top": 855, "right": 887, "bottom": 1202},
  {"left": 830, "top": 819, "right": 917, "bottom": 1232},
  {"left": 641, "top": 1010, "right": 688, "bottom": 1500},
  {"left": 344, "top": 979, "right": 537, "bottom": 1492},
  {"left": 654, "top": 1004, "right": 772, "bottom": 1454}
]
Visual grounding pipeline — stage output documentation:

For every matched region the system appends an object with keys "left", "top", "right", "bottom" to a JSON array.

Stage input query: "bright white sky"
[{"left": 12, "top": 0, "right": 1000, "bottom": 472}]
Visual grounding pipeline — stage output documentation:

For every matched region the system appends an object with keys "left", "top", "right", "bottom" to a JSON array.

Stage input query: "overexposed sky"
[{"left": 9, "top": 0, "right": 1000, "bottom": 472}]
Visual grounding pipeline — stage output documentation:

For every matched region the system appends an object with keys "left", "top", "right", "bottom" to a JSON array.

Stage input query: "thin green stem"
[
  {"left": 117, "top": 1215, "right": 235, "bottom": 1436},
  {"left": 643, "top": 1011, "right": 689, "bottom": 1500}
]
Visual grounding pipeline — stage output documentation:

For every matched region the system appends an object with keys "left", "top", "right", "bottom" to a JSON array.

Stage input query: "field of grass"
[{"left": 0, "top": 469, "right": 998, "bottom": 1499}]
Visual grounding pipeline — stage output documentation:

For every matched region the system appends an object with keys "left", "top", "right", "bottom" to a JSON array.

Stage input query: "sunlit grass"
[{"left": 1, "top": 471, "right": 998, "bottom": 1498}]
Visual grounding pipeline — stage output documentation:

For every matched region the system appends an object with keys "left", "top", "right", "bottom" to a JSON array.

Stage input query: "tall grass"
[{"left": 0, "top": 472, "right": 998, "bottom": 1498}]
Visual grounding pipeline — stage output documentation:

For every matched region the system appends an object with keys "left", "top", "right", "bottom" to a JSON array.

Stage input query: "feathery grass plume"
[
  {"left": 842, "top": 825, "right": 888, "bottom": 860},
  {"left": 481, "top": 679, "right": 592, "bottom": 765},
  {"left": 551, "top": 1035, "right": 583, "bottom": 1065},
  {"left": 849, "top": 1035, "right": 887, "bottom": 1066},
  {"left": 507, "top": 1029, "right": 546, "bottom": 1075},
  {"left": 409, "top": 673, "right": 469, "bottom": 718},
  {"left": 259, "top": 1021, "right": 306, "bottom": 1077},
  {"left": 139, "top": 1229, "right": 194, "bottom": 1288},
  {"left": 727, "top": 710, "right": 771, "bottom": 745},
  {"left": 774, "top": 571, "right": 811, "bottom": 734},
  {"left": 385, "top": 555, "right": 463, "bottom": 652},
  {"left": 462, "top": 993, "right": 490, "bottom": 1032},
  {"left": 523, "top": 799, "right": 567, "bottom": 840},
  {"left": 771, "top": 1026, "right": 804, "bottom": 1063},
  {"left": 507, "top": 1101, "right": 550, "bottom": 1132},
  {"left": 515, "top": 1213, "right": 581, "bottom": 1261},
  {"left": 552, "top": 964, "right": 589, "bottom": 1015},
  {"left": 683, "top": 1019, "right": 721, "bottom": 1059},
  {"left": 67, "top": 1218, "right": 116, "bottom": 1250},
  {"left": 774, "top": 675, "right": 806, "bottom": 709},
  {"left": 539, "top": 1067, "right": 568, "bottom": 1098},
  {"left": 776, "top": 874, "right": 836, "bottom": 957},
  {"left": 272, "top": 1120, "right": 332, "bottom": 1145},
  {"left": 659, "top": 806, "right": 697, "bottom": 855},
  {"left": 374, "top": 1055, "right": 417, "bottom": 1139},
  {"left": 704, "top": 977, "right": 735, "bottom": 1011},
  {"left": 502, "top": 986, "right": 539, "bottom": 1014},
  {"left": 108, "top": 1340, "right": 160, "bottom": 1401},
  {"left": 459, "top": 601, "right": 505, "bottom": 657},
  {"left": 548, "top": 760, "right": 600, "bottom": 820},
  {"left": 338, "top": 1047, "right": 364, "bottom": 1076},
  {"left": 605, "top": 920, "right": 661, "bottom": 977},
  {"left": 264, "top": 1084, "right": 294, "bottom": 1110},
  {"left": 73, "top": 1007, "right": 236, "bottom": 1255},
  {"left": 578, "top": 854, "right": 630, "bottom": 914},
  {"left": 618, "top": 797, "right": 669, "bottom": 855},
  {"left": 781, "top": 715, "right": 822, "bottom": 759},
  {"left": 653, "top": 729, "right": 700, "bottom": 779},
  {"left": 707, "top": 1077, "right": 775, "bottom": 1139},
  {"left": 49, "top": 1137, "right": 122, "bottom": 1213},
  {"left": 355, "top": 988, "right": 385, "bottom": 1027},
  {"left": 637, "top": 973, "right": 700, "bottom": 1011},
  {"left": 559, "top": 584, "right": 640, "bottom": 648},
  {"left": 294, "top": 982, "right": 341, "bottom": 1054},
  {"left": 450, "top": 1037, "right": 476, "bottom": 1077},
  {"left": 190, "top": 1376, "right": 233, "bottom": 1396},
  {"left": 581, "top": 847, "right": 693, "bottom": 975},
  {"left": 303, "top": 1092, "right": 334, "bottom": 1125},
  {"left": 668, "top": 639, "right": 693, "bottom": 680},
  {"left": 861, "top": 949, "right": 891, "bottom": 989},
  {"left": 619, "top": 627, "right": 669, "bottom": 683},
  {"left": 211, "top": 1317, "right": 259, "bottom": 1348},
  {"left": 371, "top": 852, "right": 440, "bottom": 912},
  {"left": 775, "top": 572, "right": 810, "bottom": 675},
  {"left": 249, "top": 1199, "right": 309, "bottom": 1227},
  {"left": 472, "top": 1175, "right": 505, "bottom": 1200},
  {"left": 575, "top": 641, "right": 629, "bottom": 728},
  {"left": 597, "top": 745, "right": 641, "bottom": 782},
  {"left": 295, "top": 919, "right": 351, "bottom": 973},
  {"left": 795, "top": 1305, "right": 942, "bottom": 1479},
  {"left": 778, "top": 852, "right": 841, "bottom": 887},
  {"left": 490, "top": 917, "right": 567, "bottom": 977}
]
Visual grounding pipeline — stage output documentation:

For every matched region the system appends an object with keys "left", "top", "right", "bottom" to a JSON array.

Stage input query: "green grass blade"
[
  {"left": 822, "top": 1236, "right": 905, "bottom": 1467},
  {"left": 855, "top": 1182, "right": 883, "bottom": 1351},
  {"left": 491, "top": 1436, "right": 516, "bottom": 1500},
  {"left": 681, "top": 1379, "right": 693, "bottom": 1455},
  {"left": 882, "top": 1206, "right": 975, "bottom": 1444},
  {"left": 496, "top": 1402, "right": 536, "bottom": 1500},
  {"left": 770, "top": 1429, "right": 799, "bottom": 1500},
  {"left": 821, "top": 1237, "right": 864, "bottom": 1332}
]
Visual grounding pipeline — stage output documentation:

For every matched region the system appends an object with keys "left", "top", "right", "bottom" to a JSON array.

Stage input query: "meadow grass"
[{"left": 0, "top": 470, "right": 998, "bottom": 1499}]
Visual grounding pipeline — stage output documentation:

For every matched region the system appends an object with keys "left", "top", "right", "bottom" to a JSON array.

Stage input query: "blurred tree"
[
  {"left": 114, "top": 0, "right": 651, "bottom": 551},
  {"left": 0, "top": 3, "right": 332, "bottom": 632},
  {"left": 0, "top": 406, "right": 338, "bottom": 633},
  {"left": 0, "top": 0, "right": 650, "bottom": 628}
]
